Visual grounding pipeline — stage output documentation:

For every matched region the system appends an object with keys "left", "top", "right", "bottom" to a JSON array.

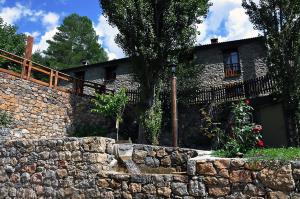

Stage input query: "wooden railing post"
[
  {"left": 49, "top": 69, "right": 54, "bottom": 88},
  {"left": 54, "top": 71, "right": 58, "bottom": 88},
  {"left": 26, "top": 61, "right": 32, "bottom": 80}
]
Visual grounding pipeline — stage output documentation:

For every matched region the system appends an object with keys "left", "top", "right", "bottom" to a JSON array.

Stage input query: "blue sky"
[{"left": 0, "top": 0, "right": 260, "bottom": 60}]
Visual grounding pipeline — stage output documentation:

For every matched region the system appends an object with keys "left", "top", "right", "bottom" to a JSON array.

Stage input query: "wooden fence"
[
  {"left": 127, "top": 75, "right": 277, "bottom": 105},
  {"left": 0, "top": 49, "right": 113, "bottom": 95}
]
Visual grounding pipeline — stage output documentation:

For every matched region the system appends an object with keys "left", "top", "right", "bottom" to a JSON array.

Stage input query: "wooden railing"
[
  {"left": 0, "top": 49, "right": 113, "bottom": 95},
  {"left": 127, "top": 75, "right": 277, "bottom": 105}
]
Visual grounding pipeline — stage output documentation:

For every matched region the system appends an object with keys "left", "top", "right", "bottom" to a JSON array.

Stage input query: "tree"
[
  {"left": 242, "top": 0, "right": 300, "bottom": 145},
  {"left": 0, "top": 17, "right": 26, "bottom": 72},
  {"left": 91, "top": 88, "right": 128, "bottom": 141},
  {"left": 32, "top": 50, "right": 51, "bottom": 67},
  {"left": 101, "top": 0, "right": 210, "bottom": 144},
  {"left": 45, "top": 13, "right": 108, "bottom": 69}
]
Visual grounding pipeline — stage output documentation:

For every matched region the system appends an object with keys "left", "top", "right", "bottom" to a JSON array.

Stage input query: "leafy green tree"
[
  {"left": 242, "top": 0, "right": 300, "bottom": 145},
  {"left": 0, "top": 17, "right": 26, "bottom": 56},
  {"left": 32, "top": 50, "right": 51, "bottom": 67},
  {"left": 45, "top": 13, "right": 108, "bottom": 69},
  {"left": 101, "top": 0, "right": 210, "bottom": 143},
  {"left": 0, "top": 17, "right": 26, "bottom": 72},
  {"left": 91, "top": 88, "right": 128, "bottom": 140}
]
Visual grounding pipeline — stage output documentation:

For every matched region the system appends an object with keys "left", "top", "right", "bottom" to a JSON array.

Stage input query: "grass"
[{"left": 213, "top": 147, "right": 300, "bottom": 162}]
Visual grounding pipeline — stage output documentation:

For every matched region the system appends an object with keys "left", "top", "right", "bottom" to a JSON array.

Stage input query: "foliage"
[
  {"left": 242, "top": 0, "right": 300, "bottom": 145},
  {"left": 142, "top": 89, "right": 163, "bottom": 145},
  {"left": 0, "top": 17, "right": 26, "bottom": 56},
  {"left": 0, "top": 17, "right": 26, "bottom": 71},
  {"left": 223, "top": 100, "right": 263, "bottom": 157},
  {"left": 101, "top": 0, "right": 211, "bottom": 142},
  {"left": 245, "top": 147, "right": 300, "bottom": 162},
  {"left": 91, "top": 88, "right": 128, "bottom": 127},
  {"left": 72, "top": 124, "right": 107, "bottom": 137},
  {"left": 0, "top": 110, "right": 12, "bottom": 128},
  {"left": 44, "top": 13, "right": 108, "bottom": 69},
  {"left": 199, "top": 108, "right": 226, "bottom": 149},
  {"left": 32, "top": 50, "right": 51, "bottom": 67}
]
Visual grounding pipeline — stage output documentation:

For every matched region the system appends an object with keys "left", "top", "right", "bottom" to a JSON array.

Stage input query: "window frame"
[{"left": 223, "top": 49, "right": 241, "bottom": 78}]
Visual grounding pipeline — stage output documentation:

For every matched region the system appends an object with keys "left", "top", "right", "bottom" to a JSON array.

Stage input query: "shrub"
[
  {"left": 223, "top": 100, "right": 263, "bottom": 157},
  {"left": 0, "top": 110, "right": 12, "bottom": 128}
]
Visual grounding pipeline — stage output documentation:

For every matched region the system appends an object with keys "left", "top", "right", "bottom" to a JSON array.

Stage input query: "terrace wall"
[
  {"left": 0, "top": 72, "right": 106, "bottom": 139},
  {"left": 0, "top": 137, "right": 299, "bottom": 198}
]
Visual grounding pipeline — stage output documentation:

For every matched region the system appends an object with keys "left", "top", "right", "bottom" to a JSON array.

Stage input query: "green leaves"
[
  {"left": 91, "top": 88, "right": 128, "bottom": 123},
  {"left": 0, "top": 110, "right": 12, "bottom": 128},
  {"left": 44, "top": 13, "right": 108, "bottom": 69},
  {"left": 0, "top": 17, "right": 26, "bottom": 56}
]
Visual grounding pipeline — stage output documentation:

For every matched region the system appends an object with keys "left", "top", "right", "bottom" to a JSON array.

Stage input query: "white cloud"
[
  {"left": 25, "top": 31, "right": 41, "bottom": 38},
  {"left": 0, "top": 3, "right": 24, "bottom": 24},
  {"left": 33, "top": 28, "right": 58, "bottom": 53},
  {"left": 197, "top": 0, "right": 260, "bottom": 44},
  {"left": 42, "top": 12, "right": 60, "bottom": 29},
  {"left": 0, "top": 0, "right": 6, "bottom": 4},
  {"left": 94, "top": 15, "right": 125, "bottom": 60}
]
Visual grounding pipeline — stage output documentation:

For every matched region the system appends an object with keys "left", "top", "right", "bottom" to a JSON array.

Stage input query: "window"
[
  {"left": 105, "top": 66, "right": 116, "bottom": 81},
  {"left": 223, "top": 49, "right": 241, "bottom": 78}
]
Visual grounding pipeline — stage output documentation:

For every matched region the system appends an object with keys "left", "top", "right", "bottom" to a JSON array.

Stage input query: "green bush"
[
  {"left": 223, "top": 100, "right": 263, "bottom": 157},
  {"left": 0, "top": 110, "right": 12, "bottom": 128}
]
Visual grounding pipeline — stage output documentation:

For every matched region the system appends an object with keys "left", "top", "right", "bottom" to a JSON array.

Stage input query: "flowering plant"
[{"left": 224, "top": 100, "right": 264, "bottom": 157}]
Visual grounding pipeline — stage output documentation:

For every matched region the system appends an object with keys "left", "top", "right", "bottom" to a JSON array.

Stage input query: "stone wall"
[
  {"left": 195, "top": 38, "right": 268, "bottom": 88},
  {"left": 0, "top": 137, "right": 299, "bottom": 198},
  {"left": 64, "top": 38, "right": 267, "bottom": 91},
  {"left": 0, "top": 72, "right": 106, "bottom": 139},
  {"left": 0, "top": 137, "right": 116, "bottom": 198},
  {"left": 131, "top": 144, "right": 207, "bottom": 172}
]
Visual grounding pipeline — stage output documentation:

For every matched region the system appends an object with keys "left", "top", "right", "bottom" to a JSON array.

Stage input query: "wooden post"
[
  {"left": 49, "top": 69, "right": 54, "bottom": 88},
  {"left": 26, "top": 61, "right": 32, "bottom": 80},
  {"left": 22, "top": 36, "right": 34, "bottom": 79},
  {"left": 171, "top": 75, "right": 178, "bottom": 147},
  {"left": 54, "top": 71, "right": 58, "bottom": 88}
]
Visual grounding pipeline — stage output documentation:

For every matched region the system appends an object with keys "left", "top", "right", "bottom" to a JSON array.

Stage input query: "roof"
[
  {"left": 61, "top": 36, "right": 265, "bottom": 73},
  {"left": 60, "top": 57, "right": 130, "bottom": 72},
  {"left": 194, "top": 36, "right": 264, "bottom": 51}
]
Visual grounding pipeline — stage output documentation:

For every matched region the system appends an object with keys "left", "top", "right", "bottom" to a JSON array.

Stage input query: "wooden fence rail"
[
  {"left": 126, "top": 75, "right": 277, "bottom": 105},
  {"left": 0, "top": 49, "right": 113, "bottom": 95}
]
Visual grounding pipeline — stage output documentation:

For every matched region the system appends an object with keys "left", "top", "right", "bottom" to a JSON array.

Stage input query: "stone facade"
[
  {"left": 0, "top": 137, "right": 299, "bottom": 198},
  {"left": 0, "top": 72, "right": 106, "bottom": 139},
  {"left": 195, "top": 37, "right": 267, "bottom": 88},
  {"left": 62, "top": 37, "right": 268, "bottom": 90},
  {"left": 62, "top": 59, "right": 139, "bottom": 92}
]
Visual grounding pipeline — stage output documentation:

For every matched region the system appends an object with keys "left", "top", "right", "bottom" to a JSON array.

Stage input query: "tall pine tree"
[
  {"left": 242, "top": 0, "right": 300, "bottom": 145},
  {"left": 45, "top": 13, "right": 108, "bottom": 69}
]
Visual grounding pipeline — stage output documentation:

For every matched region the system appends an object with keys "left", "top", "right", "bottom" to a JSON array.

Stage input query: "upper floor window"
[
  {"left": 105, "top": 66, "right": 116, "bottom": 81},
  {"left": 223, "top": 49, "right": 241, "bottom": 78}
]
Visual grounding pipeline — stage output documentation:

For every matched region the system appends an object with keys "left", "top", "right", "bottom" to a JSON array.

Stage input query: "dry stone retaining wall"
[
  {"left": 0, "top": 72, "right": 106, "bottom": 138},
  {"left": 0, "top": 137, "right": 299, "bottom": 198}
]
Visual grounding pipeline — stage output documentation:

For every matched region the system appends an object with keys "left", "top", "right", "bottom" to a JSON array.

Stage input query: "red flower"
[
  {"left": 244, "top": 99, "right": 251, "bottom": 105},
  {"left": 257, "top": 139, "right": 264, "bottom": 148},
  {"left": 253, "top": 125, "right": 263, "bottom": 133}
]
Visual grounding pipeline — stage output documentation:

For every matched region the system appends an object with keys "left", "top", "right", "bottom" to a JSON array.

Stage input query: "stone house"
[
  {"left": 61, "top": 36, "right": 288, "bottom": 148},
  {"left": 61, "top": 36, "right": 268, "bottom": 91}
]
